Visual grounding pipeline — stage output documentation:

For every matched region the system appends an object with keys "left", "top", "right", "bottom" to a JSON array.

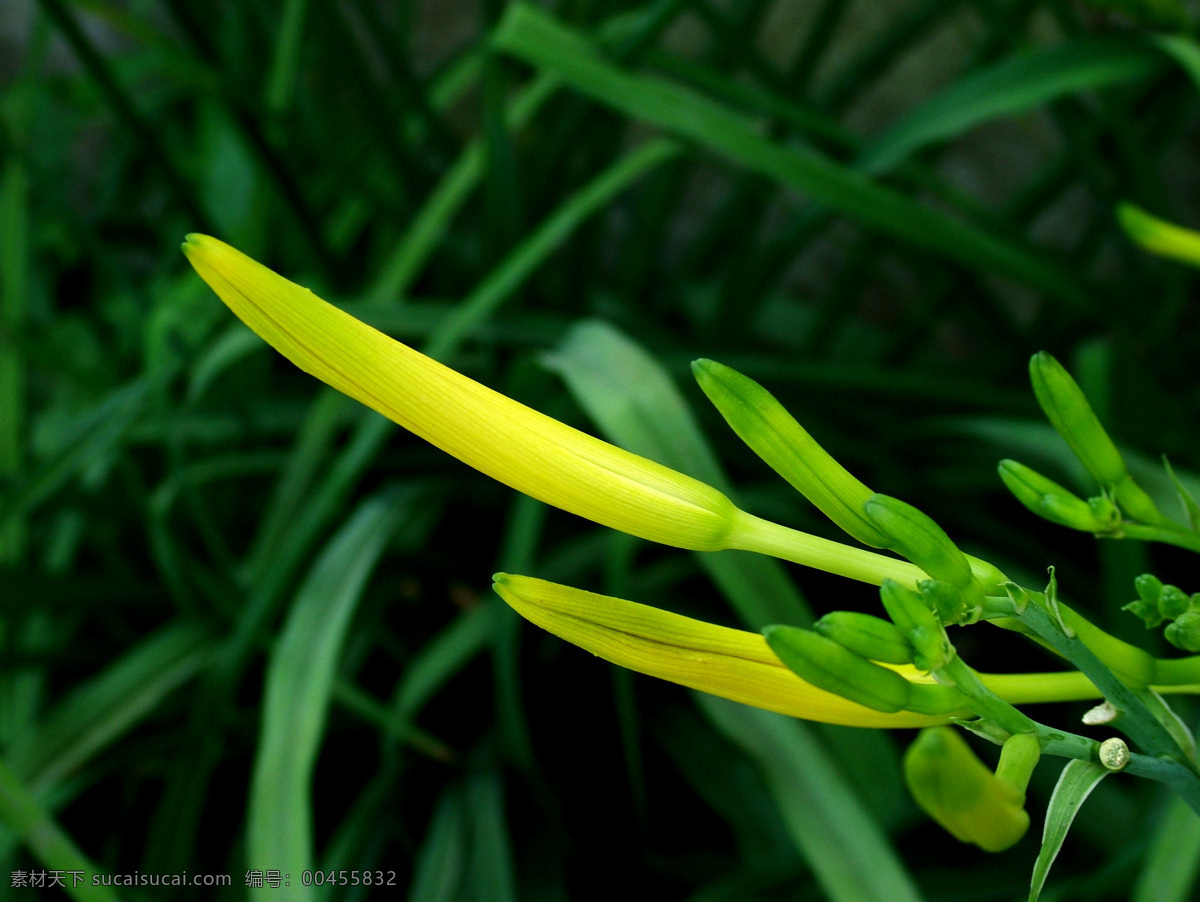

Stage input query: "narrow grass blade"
[
  {"left": 860, "top": 38, "right": 1162, "bottom": 175},
  {"left": 1132, "top": 795, "right": 1200, "bottom": 902},
  {"left": 699, "top": 695, "right": 922, "bottom": 902},
  {"left": 266, "top": 0, "right": 310, "bottom": 114},
  {"left": 408, "top": 786, "right": 468, "bottom": 902},
  {"left": 492, "top": 3, "right": 1088, "bottom": 307},
  {"left": 0, "top": 759, "right": 120, "bottom": 902},
  {"left": 1030, "top": 759, "right": 1109, "bottom": 902},
  {"left": 0, "top": 146, "right": 28, "bottom": 563},
  {"left": 389, "top": 599, "right": 503, "bottom": 726},
  {"left": 541, "top": 319, "right": 810, "bottom": 627},
  {"left": 464, "top": 770, "right": 517, "bottom": 902},
  {"left": 423, "top": 138, "right": 680, "bottom": 359},
  {"left": 10, "top": 623, "right": 214, "bottom": 793},
  {"left": 247, "top": 491, "right": 406, "bottom": 893},
  {"left": 1, "top": 380, "right": 149, "bottom": 532}
]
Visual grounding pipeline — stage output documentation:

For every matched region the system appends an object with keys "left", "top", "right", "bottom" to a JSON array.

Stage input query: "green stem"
[
  {"left": 1154, "top": 655, "right": 1200, "bottom": 686},
  {"left": 940, "top": 656, "right": 1038, "bottom": 734},
  {"left": 1121, "top": 523, "right": 1200, "bottom": 553},
  {"left": 1018, "top": 601, "right": 1192, "bottom": 763},
  {"left": 727, "top": 510, "right": 927, "bottom": 586}
]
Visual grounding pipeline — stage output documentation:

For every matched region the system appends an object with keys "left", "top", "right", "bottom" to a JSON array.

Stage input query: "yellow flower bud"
[
  {"left": 183, "top": 234, "right": 737, "bottom": 550},
  {"left": 493, "top": 573, "right": 956, "bottom": 728},
  {"left": 904, "top": 727, "right": 1031, "bottom": 852}
]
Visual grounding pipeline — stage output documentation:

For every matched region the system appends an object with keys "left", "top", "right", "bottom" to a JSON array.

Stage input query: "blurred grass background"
[{"left": 4, "top": 0, "right": 1200, "bottom": 899}]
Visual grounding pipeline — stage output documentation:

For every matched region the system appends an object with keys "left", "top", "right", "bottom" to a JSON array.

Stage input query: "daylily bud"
[
  {"left": 1028, "top": 352, "right": 1163, "bottom": 524},
  {"left": 763, "top": 625, "right": 913, "bottom": 714},
  {"left": 1118, "top": 203, "right": 1200, "bottom": 269},
  {"left": 1165, "top": 612, "right": 1200, "bottom": 653},
  {"left": 904, "top": 727, "right": 1031, "bottom": 853},
  {"left": 879, "top": 579, "right": 940, "bottom": 636},
  {"left": 1135, "top": 573, "right": 1163, "bottom": 605},
  {"left": 920, "top": 579, "right": 966, "bottom": 627},
  {"left": 1159, "top": 585, "right": 1191, "bottom": 620},
  {"left": 997, "top": 460, "right": 1117, "bottom": 533},
  {"left": 183, "top": 235, "right": 739, "bottom": 551},
  {"left": 691, "top": 359, "right": 888, "bottom": 547},
  {"left": 493, "top": 574, "right": 946, "bottom": 728},
  {"left": 813, "top": 611, "right": 913, "bottom": 665},
  {"left": 1029, "top": 351, "right": 1126, "bottom": 487},
  {"left": 864, "top": 495, "right": 983, "bottom": 611}
]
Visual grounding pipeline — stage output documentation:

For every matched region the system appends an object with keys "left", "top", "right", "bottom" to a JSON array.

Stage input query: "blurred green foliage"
[{"left": 3, "top": 0, "right": 1200, "bottom": 899}]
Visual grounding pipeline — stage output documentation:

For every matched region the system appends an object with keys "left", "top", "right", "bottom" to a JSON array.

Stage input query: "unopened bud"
[
  {"left": 1166, "top": 612, "right": 1200, "bottom": 652},
  {"left": 904, "top": 727, "right": 1031, "bottom": 853},
  {"left": 763, "top": 625, "right": 913, "bottom": 714},
  {"left": 813, "top": 611, "right": 913, "bottom": 665}
]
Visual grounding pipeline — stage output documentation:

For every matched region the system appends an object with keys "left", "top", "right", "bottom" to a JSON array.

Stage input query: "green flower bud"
[
  {"left": 1135, "top": 574, "right": 1163, "bottom": 605},
  {"left": 863, "top": 495, "right": 976, "bottom": 600},
  {"left": 910, "top": 624, "right": 953, "bottom": 672},
  {"left": 1028, "top": 353, "right": 1164, "bottom": 525},
  {"left": 1086, "top": 494, "right": 1120, "bottom": 530},
  {"left": 904, "top": 727, "right": 1031, "bottom": 853},
  {"left": 1159, "top": 585, "right": 1191, "bottom": 620},
  {"left": 997, "top": 459, "right": 1111, "bottom": 532},
  {"left": 920, "top": 579, "right": 966, "bottom": 627},
  {"left": 691, "top": 359, "right": 888, "bottom": 547},
  {"left": 1165, "top": 612, "right": 1200, "bottom": 652},
  {"left": 907, "top": 683, "right": 969, "bottom": 716},
  {"left": 814, "top": 611, "right": 913, "bottom": 665},
  {"left": 763, "top": 625, "right": 913, "bottom": 714},
  {"left": 879, "top": 579, "right": 940, "bottom": 636},
  {"left": 1029, "top": 352, "right": 1126, "bottom": 487}
]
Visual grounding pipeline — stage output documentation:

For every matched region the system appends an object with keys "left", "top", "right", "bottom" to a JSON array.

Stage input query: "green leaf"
[
  {"left": 10, "top": 623, "right": 214, "bottom": 793},
  {"left": 1132, "top": 795, "right": 1200, "bottom": 902},
  {"left": 1163, "top": 457, "right": 1200, "bottom": 529},
  {"left": 248, "top": 491, "right": 406, "bottom": 896},
  {"left": 492, "top": 2, "right": 1089, "bottom": 308},
  {"left": 860, "top": 39, "right": 1162, "bottom": 175},
  {"left": 699, "top": 695, "right": 922, "bottom": 902},
  {"left": 1030, "top": 760, "right": 1109, "bottom": 902}
]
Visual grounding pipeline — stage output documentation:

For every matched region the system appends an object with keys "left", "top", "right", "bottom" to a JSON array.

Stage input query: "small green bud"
[
  {"left": 763, "top": 625, "right": 913, "bottom": 714},
  {"left": 813, "top": 611, "right": 913, "bottom": 665},
  {"left": 1159, "top": 585, "right": 1191, "bottom": 620},
  {"left": 692, "top": 359, "right": 889, "bottom": 547},
  {"left": 1165, "top": 612, "right": 1200, "bottom": 652},
  {"left": 907, "top": 682, "right": 969, "bottom": 716},
  {"left": 910, "top": 624, "right": 953, "bottom": 672},
  {"left": 864, "top": 495, "right": 975, "bottom": 594},
  {"left": 997, "top": 459, "right": 1112, "bottom": 532},
  {"left": 920, "top": 579, "right": 965, "bottom": 626},
  {"left": 1135, "top": 574, "right": 1163, "bottom": 606},
  {"left": 1029, "top": 352, "right": 1127, "bottom": 487},
  {"left": 879, "top": 579, "right": 940, "bottom": 635},
  {"left": 904, "top": 727, "right": 1031, "bottom": 853},
  {"left": 1086, "top": 494, "right": 1120, "bottom": 530}
]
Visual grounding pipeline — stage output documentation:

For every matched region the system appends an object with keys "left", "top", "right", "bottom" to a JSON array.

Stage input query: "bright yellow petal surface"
[
  {"left": 182, "top": 234, "right": 738, "bottom": 551},
  {"left": 494, "top": 573, "right": 957, "bottom": 728}
]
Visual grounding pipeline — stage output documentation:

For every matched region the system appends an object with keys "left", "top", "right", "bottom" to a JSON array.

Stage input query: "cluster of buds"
[
  {"left": 1125, "top": 574, "right": 1200, "bottom": 652},
  {"left": 181, "top": 234, "right": 1191, "bottom": 862}
]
